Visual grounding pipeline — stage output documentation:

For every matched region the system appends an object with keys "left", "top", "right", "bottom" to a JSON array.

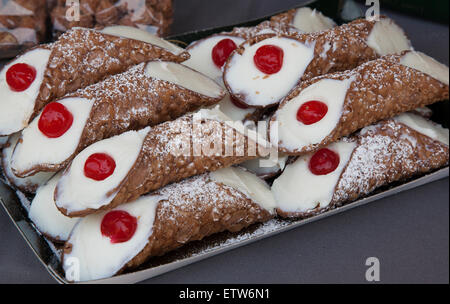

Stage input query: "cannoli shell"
[
  {"left": 15, "top": 62, "right": 224, "bottom": 176},
  {"left": 57, "top": 115, "right": 267, "bottom": 217},
  {"left": 277, "top": 119, "right": 449, "bottom": 218},
  {"left": 123, "top": 174, "right": 272, "bottom": 271},
  {"left": 273, "top": 53, "right": 449, "bottom": 154},
  {"left": 270, "top": 8, "right": 298, "bottom": 25},
  {"left": 62, "top": 173, "right": 272, "bottom": 279},
  {"left": 32, "top": 28, "right": 189, "bottom": 121},
  {"left": 223, "top": 18, "right": 386, "bottom": 107}
]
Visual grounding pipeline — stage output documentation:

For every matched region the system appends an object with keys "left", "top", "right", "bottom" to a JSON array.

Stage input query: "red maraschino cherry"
[
  {"left": 6, "top": 63, "right": 36, "bottom": 92},
  {"left": 230, "top": 95, "right": 249, "bottom": 109},
  {"left": 101, "top": 210, "right": 138, "bottom": 244},
  {"left": 212, "top": 38, "right": 237, "bottom": 68},
  {"left": 297, "top": 101, "right": 328, "bottom": 125},
  {"left": 84, "top": 153, "right": 116, "bottom": 181},
  {"left": 309, "top": 148, "right": 340, "bottom": 175},
  {"left": 253, "top": 44, "right": 284, "bottom": 74},
  {"left": 38, "top": 102, "right": 74, "bottom": 138}
]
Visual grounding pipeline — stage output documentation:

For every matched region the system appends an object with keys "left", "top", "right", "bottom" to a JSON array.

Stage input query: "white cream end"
[
  {"left": 272, "top": 141, "right": 356, "bottom": 214},
  {"left": 0, "top": 48, "right": 51, "bottom": 136},
  {"left": 366, "top": 18, "right": 412, "bottom": 56},
  {"left": 63, "top": 193, "right": 160, "bottom": 282},
  {"left": 29, "top": 174, "right": 79, "bottom": 241},
  {"left": 225, "top": 36, "right": 315, "bottom": 107},
  {"left": 145, "top": 61, "right": 225, "bottom": 98},
  {"left": 400, "top": 51, "right": 449, "bottom": 86},
  {"left": 184, "top": 35, "right": 245, "bottom": 80},
  {"left": 394, "top": 113, "right": 449, "bottom": 146},
  {"left": 100, "top": 25, "right": 185, "bottom": 56},
  {"left": 11, "top": 97, "right": 93, "bottom": 177},
  {"left": 55, "top": 128, "right": 150, "bottom": 214},
  {"left": 210, "top": 167, "right": 277, "bottom": 213},
  {"left": 273, "top": 78, "right": 352, "bottom": 151},
  {"left": 291, "top": 7, "right": 336, "bottom": 33}
]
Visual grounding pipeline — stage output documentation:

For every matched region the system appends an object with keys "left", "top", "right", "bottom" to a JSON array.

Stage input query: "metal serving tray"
[{"left": 0, "top": 0, "right": 448, "bottom": 284}]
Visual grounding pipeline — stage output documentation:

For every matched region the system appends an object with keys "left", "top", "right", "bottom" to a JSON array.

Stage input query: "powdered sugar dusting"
[
  {"left": 334, "top": 119, "right": 449, "bottom": 203},
  {"left": 157, "top": 174, "right": 255, "bottom": 223}
]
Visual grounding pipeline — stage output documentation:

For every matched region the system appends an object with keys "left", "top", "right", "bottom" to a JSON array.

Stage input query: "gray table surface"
[{"left": 0, "top": 0, "right": 448, "bottom": 284}]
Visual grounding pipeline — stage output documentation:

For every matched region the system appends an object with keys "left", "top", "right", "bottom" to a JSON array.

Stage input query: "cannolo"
[
  {"left": 270, "top": 51, "right": 449, "bottom": 155},
  {"left": 184, "top": 34, "right": 259, "bottom": 122},
  {"left": 183, "top": 9, "right": 335, "bottom": 123},
  {"left": 272, "top": 113, "right": 449, "bottom": 218},
  {"left": 54, "top": 107, "right": 271, "bottom": 217},
  {"left": 0, "top": 25, "right": 189, "bottom": 136},
  {"left": 10, "top": 61, "right": 226, "bottom": 177},
  {"left": 270, "top": 7, "right": 336, "bottom": 33},
  {"left": 223, "top": 16, "right": 412, "bottom": 108},
  {"left": 62, "top": 166, "right": 276, "bottom": 281},
  {"left": 1, "top": 133, "right": 53, "bottom": 193},
  {"left": 28, "top": 173, "right": 79, "bottom": 242}
]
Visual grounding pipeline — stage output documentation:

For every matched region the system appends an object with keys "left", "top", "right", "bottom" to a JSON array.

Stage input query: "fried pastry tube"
[
  {"left": 223, "top": 16, "right": 411, "bottom": 108},
  {"left": 0, "top": 25, "right": 189, "bottom": 136},
  {"left": 272, "top": 113, "right": 449, "bottom": 218},
  {"left": 62, "top": 166, "right": 276, "bottom": 282},
  {"left": 184, "top": 8, "right": 335, "bottom": 123},
  {"left": 270, "top": 51, "right": 449, "bottom": 155},
  {"left": 10, "top": 61, "right": 225, "bottom": 177},
  {"left": 55, "top": 108, "right": 271, "bottom": 217}
]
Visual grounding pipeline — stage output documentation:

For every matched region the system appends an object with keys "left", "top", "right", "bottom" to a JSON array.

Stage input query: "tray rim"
[
  {"left": 0, "top": 0, "right": 449, "bottom": 284},
  {"left": 1, "top": 167, "right": 448, "bottom": 284}
]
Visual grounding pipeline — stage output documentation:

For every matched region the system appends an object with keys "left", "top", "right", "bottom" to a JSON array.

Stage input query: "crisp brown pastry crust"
[
  {"left": 277, "top": 118, "right": 449, "bottom": 218},
  {"left": 122, "top": 174, "right": 273, "bottom": 271},
  {"left": 13, "top": 62, "right": 224, "bottom": 177},
  {"left": 271, "top": 52, "right": 449, "bottom": 155},
  {"left": 270, "top": 8, "right": 297, "bottom": 25},
  {"left": 31, "top": 28, "right": 189, "bottom": 123},
  {"left": 62, "top": 172, "right": 272, "bottom": 280},
  {"left": 56, "top": 114, "right": 268, "bottom": 217},
  {"left": 223, "top": 18, "right": 393, "bottom": 108}
]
